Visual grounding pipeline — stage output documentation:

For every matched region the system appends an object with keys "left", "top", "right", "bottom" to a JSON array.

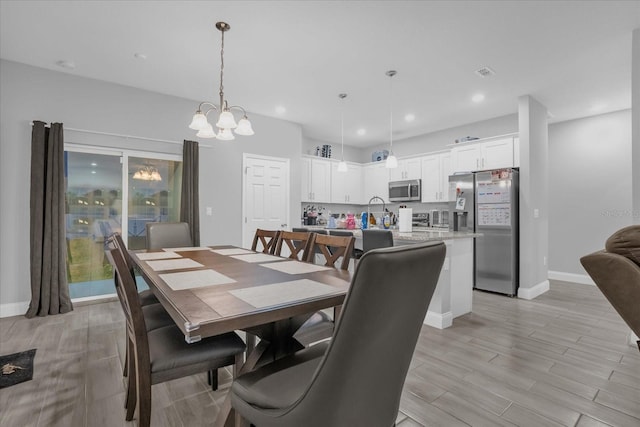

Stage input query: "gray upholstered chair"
[
  {"left": 580, "top": 225, "right": 640, "bottom": 351},
  {"left": 111, "top": 232, "right": 158, "bottom": 306},
  {"left": 145, "top": 222, "right": 193, "bottom": 249},
  {"left": 329, "top": 229, "right": 364, "bottom": 259},
  {"left": 231, "top": 241, "right": 446, "bottom": 426},
  {"left": 363, "top": 229, "right": 394, "bottom": 253},
  {"left": 108, "top": 247, "right": 245, "bottom": 427}
]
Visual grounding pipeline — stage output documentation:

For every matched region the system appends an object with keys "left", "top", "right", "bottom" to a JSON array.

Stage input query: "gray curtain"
[
  {"left": 180, "top": 140, "right": 200, "bottom": 246},
  {"left": 27, "top": 121, "right": 73, "bottom": 318}
]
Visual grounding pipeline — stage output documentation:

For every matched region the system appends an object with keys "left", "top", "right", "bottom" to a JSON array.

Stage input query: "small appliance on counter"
[
  {"left": 430, "top": 209, "right": 449, "bottom": 228},
  {"left": 412, "top": 212, "right": 430, "bottom": 227}
]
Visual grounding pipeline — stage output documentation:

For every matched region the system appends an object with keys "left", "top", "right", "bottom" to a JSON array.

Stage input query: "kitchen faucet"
[{"left": 367, "top": 196, "right": 386, "bottom": 227}]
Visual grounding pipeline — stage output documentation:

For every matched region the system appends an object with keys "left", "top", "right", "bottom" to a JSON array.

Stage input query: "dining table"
[{"left": 130, "top": 244, "right": 352, "bottom": 427}]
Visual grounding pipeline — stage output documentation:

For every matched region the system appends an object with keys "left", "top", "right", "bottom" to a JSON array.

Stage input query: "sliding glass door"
[{"left": 64, "top": 147, "right": 181, "bottom": 299}]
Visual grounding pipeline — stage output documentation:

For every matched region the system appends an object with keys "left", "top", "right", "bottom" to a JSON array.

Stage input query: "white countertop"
[{"left": 305, "top": 226, "right": 480, "bottom": 241}]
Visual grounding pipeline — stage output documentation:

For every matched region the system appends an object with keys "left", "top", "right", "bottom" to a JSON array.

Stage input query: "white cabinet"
[
  {"left": 421, "top": 152, "right": 451, "bottom": 203},
  {"left": 363, "top": 162, "right": 389, "bottom": 202},
  {"left": 331, "top": 162, "right": 363, "bottom": 204},
  {"left": 389, "top": 157, "right": 421, "bottom": 181},
  {"left": 301, "top": 157, "right": 331, "bottom": 202},
  {"left": 451, "top": 137, "right": 515, "bottom": 172}
]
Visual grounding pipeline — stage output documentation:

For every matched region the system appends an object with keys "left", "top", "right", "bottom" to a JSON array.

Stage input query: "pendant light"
[
  {"left": 337, "top": 93, "right": 348, "bottom": 172},
  {"left": 385, "top": 70, "right": 398, "bottom": 169},
  {"left": 188, "top": 21, "right": 254, "bottom": 140}
]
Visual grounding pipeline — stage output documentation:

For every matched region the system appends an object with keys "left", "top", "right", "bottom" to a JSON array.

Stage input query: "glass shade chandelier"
[
  {"left": 189, "top": 21, "right": 254, "bottom": 140},
  {"left": 385, "top": 70, "right": 398, "bottom": 169},
  {"left": 133, "top": 165, "right": 162, "bottom": 181},
  {"left": 337, "top": 93, "right": 348, "bottom": 172}
]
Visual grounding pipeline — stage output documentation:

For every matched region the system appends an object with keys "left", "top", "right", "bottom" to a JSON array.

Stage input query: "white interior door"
[{"left": 242, "top": 154, "right": 290, "bottom": 249}]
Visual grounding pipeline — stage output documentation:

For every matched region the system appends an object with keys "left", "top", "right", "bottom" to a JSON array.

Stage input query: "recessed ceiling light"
[
  {"left": 90, "top": 162, "right": 97, "bottom": 167},
  {"left": 91, "top": 170, "right": 96, "bottom": 174},
  {"left": 357, "top": 128, "right": 366, "bottom": 136},
  {"left": 275, "top": 106, "right": 286, "bottom": 115},
  {"left": 472, "top": 93, "right": 485, "bottom": 103},
  {"left": 134, "top": 53, "right": 148, "bottom": 60},
  {"left": 404, "top": 114, "right": 416, "bottom": 122},
  {"left": 55, "top": 60, "right": 76, "bottom": 70}
]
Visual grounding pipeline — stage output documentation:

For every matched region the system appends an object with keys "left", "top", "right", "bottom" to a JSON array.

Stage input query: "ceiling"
[{"left": 1, "top": 1, "right": 639, "bottom": 148}]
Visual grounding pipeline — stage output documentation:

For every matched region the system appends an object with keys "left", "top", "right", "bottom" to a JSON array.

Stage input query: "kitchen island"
[{"left": 307, "top": 226, "right": 479, "bottom": 329}]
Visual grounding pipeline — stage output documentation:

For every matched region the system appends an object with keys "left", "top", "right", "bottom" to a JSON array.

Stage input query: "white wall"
[
  {"left": 366, "top": 114, "right": 518, "bottom": 161},
  {"left": 303, "top": 136, "right": 363, "bottom": 162},
  {"left": 548, "top": 109, "right": 632, "bottom": 275},
  {"left": 0, "top": 59, "right": 302, "bottom": 310}
]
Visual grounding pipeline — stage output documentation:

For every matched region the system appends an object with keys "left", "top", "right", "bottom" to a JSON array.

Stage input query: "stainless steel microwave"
[{"left": 388, "top": 179, "right": 421, "bottom": 202}]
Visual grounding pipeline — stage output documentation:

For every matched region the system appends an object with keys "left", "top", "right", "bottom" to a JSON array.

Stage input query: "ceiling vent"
[{"left": 474, "top": 66, "right": 495, "bottom": 78}]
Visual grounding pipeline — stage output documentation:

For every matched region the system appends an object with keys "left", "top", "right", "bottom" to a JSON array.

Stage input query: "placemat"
[
  {"left": 159, "top": 269, "right": 236, "bottom": 290},
  {"left": 229, "top": 279, "right": 338, "bottom": 308},
  {"left": 230, "top": 253, "right": 286, "bottom": 263},
  {"left": 146, "top": 258, "right": 204, "bottom": 271},
  {"left": 260, "top": 261, "right": 331, "bottom": 274},
  {"left": 210, "top": 248, "right": 255, "bottom": 256},
  {"left": 162, "top": 247, "right": 211, "bottom": 252},
  {"left": 136, "top": 251, "right": 182, "bottom": 261}
]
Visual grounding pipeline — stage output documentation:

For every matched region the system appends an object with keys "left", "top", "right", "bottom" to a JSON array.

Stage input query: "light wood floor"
[{"left": 1, "top": 280, "right": 638, "bottom": 426}]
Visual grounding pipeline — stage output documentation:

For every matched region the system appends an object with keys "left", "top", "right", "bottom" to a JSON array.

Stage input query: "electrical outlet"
[
  {"left": 534, "top": 208, "right": 539, "bottom": 218},
  {"left": 206, "top": 207, "right": 212, "bottom": 216}
]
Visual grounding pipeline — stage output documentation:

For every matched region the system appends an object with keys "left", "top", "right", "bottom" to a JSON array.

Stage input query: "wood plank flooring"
[{"left": 1, "top": 280, "right": 638, "bottom": 426}]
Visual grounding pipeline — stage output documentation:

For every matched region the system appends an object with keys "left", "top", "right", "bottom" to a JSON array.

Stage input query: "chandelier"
[
  {"left": 133, "top": 165, "right": 162, "bottom": 181},
  {"left": 188, "top": 21, "right": 254, "bottom": 140}
]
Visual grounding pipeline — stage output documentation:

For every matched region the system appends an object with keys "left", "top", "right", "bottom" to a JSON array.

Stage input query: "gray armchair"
[
  {"left": 580, "top": 225, "right": 640, "bottom": 351},
  {"left": 231, "top": 241, "right": 446, "bottom": 426}
]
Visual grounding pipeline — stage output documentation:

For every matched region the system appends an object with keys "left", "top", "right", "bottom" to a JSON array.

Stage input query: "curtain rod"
[{"left": 29, "top": 123, "right": 213, "bottom": 148}]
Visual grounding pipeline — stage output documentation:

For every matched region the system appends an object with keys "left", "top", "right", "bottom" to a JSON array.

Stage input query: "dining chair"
[
  {"left": 293, "top": 233, "right": 356, "bottom": 346},
  {"left": 251, "top": 229, "right": 280, "bottom": 254},
  {"left": 107, "top": 233, "right": 174, "bottom": 380},
  {"left": 108, "top": 247, "right": 246, "bottom": 427},
  {"left": 111, "top": 232, "right": 158, "bottom": 306},
  {"left": 328, "top": 229, "right": 364, "bottom": 260},
  {"left": 274, "top": 230, "right": 314, "bottom": 261},
  {"left": 230, "top": 241, "right": 446, "bottom": 427},
  {"left": 363, "top": 229, "right": 394, "bottom": 253},
  {"left": 145, "top": 222, "right": 193, "bottom": 249}
]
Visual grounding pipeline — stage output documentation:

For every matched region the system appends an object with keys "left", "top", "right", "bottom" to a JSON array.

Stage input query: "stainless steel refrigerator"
[
  {"left": 449, "top": 168, "right": 519, "bottom": 296},
  {"left": 474, "top": 168, "right": 519, "bottom": 296}
]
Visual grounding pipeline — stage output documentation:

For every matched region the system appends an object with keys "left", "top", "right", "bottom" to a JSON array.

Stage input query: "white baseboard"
[
  {"left": 424, "top": 310, "right": 453, "bottom": 329},
  {"left": 548, "top": 271, "right": 595, "bottom": 286},
  {"left": 0, "top": 301, "right": 29, "bottom": 318},
  {"left": 517, "top": 280, "right": 550, "bottom": 300}
]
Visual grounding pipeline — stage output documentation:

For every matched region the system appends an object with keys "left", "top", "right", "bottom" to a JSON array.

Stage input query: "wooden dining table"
[{"left": 130, "top": 244, "right": 351, "bottom": 426}]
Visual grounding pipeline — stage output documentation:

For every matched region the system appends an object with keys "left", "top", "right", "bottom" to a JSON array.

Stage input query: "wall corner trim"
[
  {"left": 0, "top": 301, "right": 29, "bottom": 318},
  {"left": 424, "top": 310, "right": 453, "bottom": 329},
  {"left": 517, "top": 280, "right": 550, "bottom": 300}
]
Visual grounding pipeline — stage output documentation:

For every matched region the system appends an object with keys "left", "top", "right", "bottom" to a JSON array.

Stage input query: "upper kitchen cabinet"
[
  {"left": 388, "top": 157, "right": 421, "bottom": 181},
  {"left": 331, "top": 162, "right": 363, "bottom": 204},
  {"left": 301, "top": 157, "right": 332, "bottom": 202},
  {"left": 451, "top": 136, "right": 516, "bottom": 172},
  {"left": 363, "top": 162, "right": 389, "bottom": 203},
  {"left": 421, "top": 152, "right": 452, "bottom": 203}
]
